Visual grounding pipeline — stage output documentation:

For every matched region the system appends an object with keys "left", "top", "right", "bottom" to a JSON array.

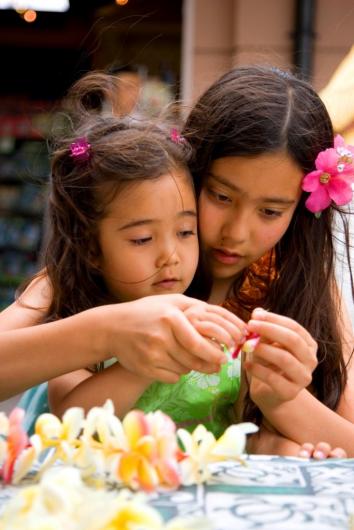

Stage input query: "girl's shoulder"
[
  {"left": 0, "top": 272, "right": 52, "bottom": 330},
  {"left": 18, "top": 272, "right": 52, "bottom": 310}
]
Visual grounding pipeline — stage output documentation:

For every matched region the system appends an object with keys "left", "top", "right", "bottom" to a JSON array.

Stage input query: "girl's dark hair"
[
  {"left": 39, "top": 72, "right": 193, "bottom": 321},
  {"left": 183, "top": 65, "right": 353, "bottom": 422}
]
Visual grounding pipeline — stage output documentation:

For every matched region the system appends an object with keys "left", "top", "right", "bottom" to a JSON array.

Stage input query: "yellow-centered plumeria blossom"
[
  {"left": 0, "top": 400, "right": 257, "bottom": 491},
  {"left": 177, "top": 423, "right": 258, "bottom": 485},
  {"left": 0, "top": 466, "right": 212, "bottom": 530}
]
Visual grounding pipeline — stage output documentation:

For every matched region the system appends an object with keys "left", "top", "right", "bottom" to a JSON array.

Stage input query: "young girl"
[
  {"left": 183, "top": 64, "right": 354, "bottom": 455},
  {"left": 2, "top": 75, "right": 254, "bottom": 435},
  {"left": 0, "top": 71, "right": 314, "bottom": 443},
  {"left": 0, "top": 68, "right": 316, "bottom": 450}
]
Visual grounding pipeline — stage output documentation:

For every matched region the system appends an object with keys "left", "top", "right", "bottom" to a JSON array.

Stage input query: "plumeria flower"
[
  {"left": 81, "top": 399, "right": 126, "bottom": 450},
  {"left": 177, "top": 425, "right": 217, "bottom": 484},
  {"left": 177, "top": 422, "right": 258, "bottom": 485},
  {"left": 33, "top": 407, "right": 85, "bottom": 473},
  {"left": 211, "top": 423, "right": 259, "bottom": 459},
  {"left": 117, "top": 409, "right": 182, "bottom": 491},
  {"left": 0, "top": 466, "right": 205, "bottom": 530},
  {"left": 302, "top": 134, "right": 354, "bottom": 214},
  {"left": 0, "top": 400, "right": 258, "bottom": 493},
  {"left": 0, "top": 408, "right": 32, "bottom": 484},
  {"left": 232, "top": 332, "right": 260, "bottom": 359}
]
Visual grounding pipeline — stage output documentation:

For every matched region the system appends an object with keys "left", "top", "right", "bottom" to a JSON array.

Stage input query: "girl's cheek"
[{"left": 263, "top": 218, "right": 292, "bottom": 246}]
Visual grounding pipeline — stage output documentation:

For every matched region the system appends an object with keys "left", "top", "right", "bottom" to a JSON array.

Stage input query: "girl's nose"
[
  {"left": 156, "top": 245, "right": 180, "bottom": 268},
  {"left": 221, "top": 210, "right": 249, "bottom": 244}
]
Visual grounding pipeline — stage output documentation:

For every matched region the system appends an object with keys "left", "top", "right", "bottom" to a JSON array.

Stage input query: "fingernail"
[
  {"left": 313, "top": 450, "right": 326, "bottom": 459},
  {"left": 253, "top": 307, "right": 266, "bottom": 318},
  {"left": 298, "top": 449, "right": 310, "bottom": 458}
]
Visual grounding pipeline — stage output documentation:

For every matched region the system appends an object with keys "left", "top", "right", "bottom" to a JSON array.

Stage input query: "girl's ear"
[{"left": 87, "top": 239, "right": 102, "bottom": 270}]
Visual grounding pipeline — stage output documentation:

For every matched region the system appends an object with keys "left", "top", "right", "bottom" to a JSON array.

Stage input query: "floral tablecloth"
[{"left": 1, "top": 455, "right": 354, "bottom": 529}]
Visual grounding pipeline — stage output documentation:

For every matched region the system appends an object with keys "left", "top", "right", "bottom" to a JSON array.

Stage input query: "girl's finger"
[
  {"left": 244, "top": 360, "right": 300, "bottom": 401},
  {"left": 298, "top": 442, "right": 315, "bottom": 458},
  {"left": 190, "top": 320, "right": 235, "bottom": 350},
  {"left": 170, "top": 310, "right": 228, "bottom": 365},
  {"left": 329, "top": 447, "right": 347, "bottom": 458},
  {"left": 251, "top": 343, "right": 312, "bottom": 387},
  {"left": 186, "top": 306, "right": 247, "bottom": 343},
  {"left": 312, "top": 441, "right": 332, "bottom": 459},
  {"left": 247, "top": 319, "right": 317, "bottom": 369},
  {"left": 251, "top": 308, "right": 317, "bottom": 351}
]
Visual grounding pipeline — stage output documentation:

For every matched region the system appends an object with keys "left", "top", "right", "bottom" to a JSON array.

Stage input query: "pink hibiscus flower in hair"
[{"left": 302, "top": 135, "right": 354, "bottom": 214}]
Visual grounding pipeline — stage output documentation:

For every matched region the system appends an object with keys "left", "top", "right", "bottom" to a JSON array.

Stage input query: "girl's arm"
[
  {"left": 48, "top": 365, "right": 152, "bottom": 418},
  {"left": 0, "top": 277, "right": 246, "bottom": 400},
  {"left": 246, "top": 304, "right": 354, "bottom": 456}
]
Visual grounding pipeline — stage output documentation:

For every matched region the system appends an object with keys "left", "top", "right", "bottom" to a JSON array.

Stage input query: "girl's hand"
[
  {"left": 298, "top": 442, "right": 347, "bottom": 459},
  {"left": 95, "top": 294, "right": 245, "bottom": 384},
  {"left": 244, "top": 308, "right": 318, "bottom": 407},
  {"left": 184, "top": 302, "right": 247, "bottom": 356}
]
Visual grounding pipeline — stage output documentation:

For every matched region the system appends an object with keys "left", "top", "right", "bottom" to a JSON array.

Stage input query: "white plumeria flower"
[
  {"left": 0, "top": 411, "right": 9, "bottom": 436},
  {"left": 35, "top": 407, "right": 84, "bottom": 446},
  {"left": 177, "top": 425, "right": 217, "bottom": 484},
  {"left": 11, "top": 434, "right": 43, "bottom": 484},
  {"left": 211, "top": 423, "right": 258, "bottom": 459},
  {"left": 0, "top": 438, "right": 7, "bottom": 468},
  {"left": 82, "top": 399, "right": 127, "bottom": 452},
  {"left": 0, "top": 466, "right": 203, "bottom": 530},
  {"left": 177, "top": 422, "right": 258, "bottom": 485}
]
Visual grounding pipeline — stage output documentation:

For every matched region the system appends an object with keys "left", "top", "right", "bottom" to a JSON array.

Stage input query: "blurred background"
[{"left": 0, "top": 0, "right": 353, "bottom": 336}]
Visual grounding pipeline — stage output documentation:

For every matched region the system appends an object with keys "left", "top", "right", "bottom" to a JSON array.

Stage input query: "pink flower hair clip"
[
  {"left": 70, "top": 137, "right": 91, "bottom": 162},
  {"left": 302, "top": 134, "right": 354, "bottom": 217},
  {"left": 170, "top": 128, "right": 186, "bottom": 145}
]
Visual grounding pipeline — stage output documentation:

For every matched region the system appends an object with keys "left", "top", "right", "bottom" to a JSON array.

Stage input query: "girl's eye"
[
  {"left": 130, "top": 237, "right": 152, "bottom": 246},
  {"left": 208, "top": 188, "right": 231, "bottom": 203},
  {"left": 179, "top": 229, "right": 196, "bottom": 238},
  {"left": 260, "top": 208, "right": 283, "bottom": 218}
]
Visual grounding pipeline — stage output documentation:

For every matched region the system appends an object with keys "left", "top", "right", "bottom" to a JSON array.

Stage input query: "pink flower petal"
[
  {"left": 123, "top": 410, "right": 150, "bottom": 449},
  {"left": 302, "top": 170, "right": 322, "bottom": 192},
  {"left": 316, "top": 148, "right": 339, "bottom": 174},
  {"left": 333, "top": 134, "right": 354, "bottom": 156},
  {"left": 156, "top": 459, "right": 181, "bottom": 488},
  {"left": 334, "top": 134, "right": 345, "bottom": 148},
  {"left": 1, "top": 408, "right": 29, "bottom": 484},
  {"left": 328, "top": 177, "right": 353, "bottom": 206},
  {"left": 305, "top": 186, "right": 331, "bottom": 213}
]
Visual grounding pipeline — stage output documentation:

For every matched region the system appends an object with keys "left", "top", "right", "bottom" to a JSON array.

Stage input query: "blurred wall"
[{"left": 182, "top": 0, "right": 354, "bottom": 104}]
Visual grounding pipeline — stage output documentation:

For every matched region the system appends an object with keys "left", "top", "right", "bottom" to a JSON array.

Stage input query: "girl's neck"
[{"left": 208, "top": 278, "right": 234, "bottom": 305}]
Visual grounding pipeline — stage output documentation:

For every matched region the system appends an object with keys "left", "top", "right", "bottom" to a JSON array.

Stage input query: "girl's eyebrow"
[
  {"left": 207, "top": 172, "right": 296, "bottom": 205},
  {"left": 119, "top": 210, "right": 197, "bottom": 231}
]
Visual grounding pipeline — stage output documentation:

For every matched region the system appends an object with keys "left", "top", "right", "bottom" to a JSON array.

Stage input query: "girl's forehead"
[
  {"left": 103, "top": 169, "right": 196, "bottom": 217},
  {"left": 209, "top": 153, "right": 303, "bottom": 198}
]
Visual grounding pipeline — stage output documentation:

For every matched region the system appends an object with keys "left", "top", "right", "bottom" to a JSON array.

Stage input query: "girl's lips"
[
  {"left": 153, "top": 279, "right": 180, "bottom": 289},
  {"left": 211, "top": 248, "right": 242, "bottom": 265}
]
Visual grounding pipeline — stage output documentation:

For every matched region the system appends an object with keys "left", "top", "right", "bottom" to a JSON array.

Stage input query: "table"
[
  {"left": 1, "top": 456, "right": 354, "bottom": 529},
  {"left": 148, "top": 456, "right": 354, "bottom": 529}
]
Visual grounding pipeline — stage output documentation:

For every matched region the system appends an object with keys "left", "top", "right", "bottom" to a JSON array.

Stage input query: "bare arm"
[
  {"left": 0, "top": 275, "right": 246, "bottom": 400},
  {"left": 48, "top": 365, "right": 152, "bottom": 418},
  {"left": 247, "top": 298, "right": 354, "bottom": 455}
]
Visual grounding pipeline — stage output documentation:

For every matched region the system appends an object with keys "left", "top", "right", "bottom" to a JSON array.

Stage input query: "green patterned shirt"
[{"left": 135, "top": 358, "right": 241, "bottom": 438}]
